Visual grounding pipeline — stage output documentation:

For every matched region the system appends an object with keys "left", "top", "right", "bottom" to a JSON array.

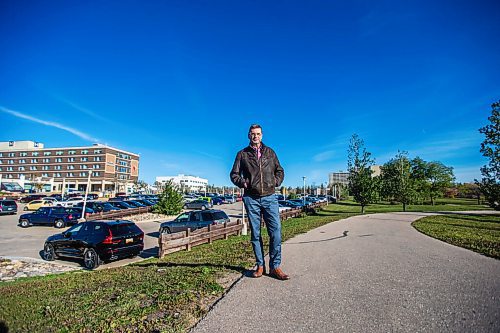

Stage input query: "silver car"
[{"left": 183, "top": 199, "right": 213, "bottom": 210}]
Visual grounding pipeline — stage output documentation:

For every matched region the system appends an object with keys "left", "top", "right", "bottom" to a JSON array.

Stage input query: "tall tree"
[
  {"left": 426, "top": 161, "right": 455, "bottom": 205},
  {"left": 380, "top": 151, "right": 414, "bottom": 211},
  {"left": 347, "top": 134, "right": 377, "bottom": 213},
  {"left": 477, "top": 100, "right": 500, "bottom": 209}
]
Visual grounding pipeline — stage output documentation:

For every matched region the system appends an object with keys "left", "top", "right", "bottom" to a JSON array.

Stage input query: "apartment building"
[{"left": 0, "top": 141, "right": 139, "bottom": 194}]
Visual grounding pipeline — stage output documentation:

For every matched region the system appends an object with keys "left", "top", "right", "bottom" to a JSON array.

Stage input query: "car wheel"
[
  {"left": 43, "top": 243, "right": 57, "bottom": 261},
  {"left": 83, "top": 248, "right": 101, "bottom": 270},
  {"left": 201, "top": 205, "right": 206, "bottom": 210},
  {"left": 19, "top": 219, "right": 29, "bottom": 228},
  {"left": 183, "top": 204, "right": 188, "bottom": 209},
  {"left": 217, "top": 202, "right": 221, "bottom": 205},
  {"left": 54, "top": 219, "right": 65, "bottom": 228},
  {"left": 23, "top": 206, "right": 28, "bottom": 211}
]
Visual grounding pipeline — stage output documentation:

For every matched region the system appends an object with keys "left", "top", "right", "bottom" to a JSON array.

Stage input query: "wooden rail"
[
  {"left": 159, "top": 220, "right": 243, "bottom": 258},
  {"left": 87, "top": 206, "right": 152, "bottom": 221}
]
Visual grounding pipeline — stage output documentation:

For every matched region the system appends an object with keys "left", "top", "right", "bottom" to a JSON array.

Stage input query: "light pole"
[{"left": 302, "top": 176, "right": 306, "bottom": 206}]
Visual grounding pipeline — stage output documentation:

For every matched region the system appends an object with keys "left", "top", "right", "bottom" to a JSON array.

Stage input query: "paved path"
[{"left": 192, "top": 212, "right": 500, "bottom": 333}]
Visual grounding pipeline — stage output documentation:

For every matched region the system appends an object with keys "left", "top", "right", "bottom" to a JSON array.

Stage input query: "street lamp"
[{"left": 302, "top": 176, "right": 306, "bottom": 206}]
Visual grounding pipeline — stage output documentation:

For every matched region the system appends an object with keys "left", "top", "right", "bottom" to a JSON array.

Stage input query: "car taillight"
[
  {"left": 68, "top": 214, "right": 73, "bottom": 220},
  {"left": 139, "top": 233, "right": 144, "bottom": 241},
  {"left": 102, "top": 229, "right": 120, "bottom": 244}
]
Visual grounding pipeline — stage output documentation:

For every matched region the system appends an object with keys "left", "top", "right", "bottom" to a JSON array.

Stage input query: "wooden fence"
[
  {"left": 87, "top": 206, "right": 152, "bottom": 221},
  {"left": 159, "top": 220, "right": 243, "bottom": 258},
  {"left": 158, "top": 200, "right": 328, "bottom": 258}
]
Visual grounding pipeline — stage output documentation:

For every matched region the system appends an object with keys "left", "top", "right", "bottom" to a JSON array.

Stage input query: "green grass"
[
  {"left": 0, "top": 198, "right": 493, "bottom": 332},
  {"left": 412, "top": 214, "right": 500, "bottom": 259}
]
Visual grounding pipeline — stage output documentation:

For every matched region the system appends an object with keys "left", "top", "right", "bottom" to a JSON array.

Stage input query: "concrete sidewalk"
[{"left": 192, "top": 212, "right": 500, "bottom": 333}]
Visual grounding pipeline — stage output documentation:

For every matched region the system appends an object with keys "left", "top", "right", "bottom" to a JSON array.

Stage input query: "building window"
[
  {"left": 8, "top": 152, "right": 16, "bottom": 157},
  {"left": 56, "top": 151, "right": 63, "bottom": 155},
  {"left": 81, "top": 157, "right": 88, "bottom": 162},
  {"left": 68, "top": 157, "right": 75, "bottom": 162},
  {"left": 68, "top": 150, "right": 76, "bottom": 155},
  {"left": 29, "top": 166, "right": 37, "bottom": 171},
  {"left": 20, "top": 152, "right": 27, "bottom": 157},
  {"left": 67, "top": 173, "right": 74, "bottom": 177},
  {"left": 30, "top": 159, "right": 38, "bottom": 163},
  {"left": 93, "top": 164, "right": 100, "bottom": 169},
  {"left": 42, "top": 166, "right": 50, "bottom": 170},
  {"left": 92, "top": 172, "right": 100, "bottom": 177},
  {"left": 55, "top": 158, "right": 62, "bottom": 163},
  {"left": 44, "top": 151, "right": 52, "bottom": 156},
  {"left": 94, "top": 149, "right": 102, "bottom": 154},
  {"left": 42, "top": 173, "right": 49, "bottom": 177},
  {"left": 54, "top": 173, "right": 61, "bottom": 177},
  {"left": 81, "top": 150, "right": 89, "bottom": 154},
  {"left": 18, "top": 166, "right": 25, "bottom": 171},
  {"left": 68, "top": 165, "right": 74, "bottom": 170},
  {"left": 32, "top": 152, "right": 39, "bottom": 156},
  {"left": 43, "top": 158, "right": 50, "bottom": 163},
  {"left": 55, "top": 165, "right": 61, "bottom": 170},
  {"left": 94, "top": 156, "right": 101, "bottom": 161},
  {"left": 7, "top": 167, "right": 13, "bottom": 171},
  {"left": 80, "top": 165, "right": 88, "bottom": 169},
  {"left": 19, "top": 159, "right": 26, "bottom": 164},
  {"left": 8, "top": 160, "right": 14, "bottom": 164},
  {"left": 0, "top": 153, "right": 2, "bottom": 157}
]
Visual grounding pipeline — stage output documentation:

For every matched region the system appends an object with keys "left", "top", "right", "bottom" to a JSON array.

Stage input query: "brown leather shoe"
[
  {"left": 269, "top": 268, "right": 290, "bottom": 280},
  {"left": 252, "top": 266, "right": 265, "bottom": 278}
]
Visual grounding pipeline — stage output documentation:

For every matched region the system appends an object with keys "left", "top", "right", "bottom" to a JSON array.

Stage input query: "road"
[
  {"left": 0, "top": 202, "right": 245, "bottom": 269},
  {"left": 192, "top": 212, "right": 500, "bottom": 333}
]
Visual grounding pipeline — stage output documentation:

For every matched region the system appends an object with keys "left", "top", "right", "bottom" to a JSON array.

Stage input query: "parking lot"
[{"left": 0, "top": 202, "right": 245, "bottom": 270}]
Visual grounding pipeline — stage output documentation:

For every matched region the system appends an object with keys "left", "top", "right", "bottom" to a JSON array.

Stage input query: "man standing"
[{"left": 230, "top": 124, "right": 289, "bottom": 280}]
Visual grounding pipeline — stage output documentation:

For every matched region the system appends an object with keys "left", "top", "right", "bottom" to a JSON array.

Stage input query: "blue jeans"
[{"left": 243, "top": 194, "right": 282, "bottom": 270}]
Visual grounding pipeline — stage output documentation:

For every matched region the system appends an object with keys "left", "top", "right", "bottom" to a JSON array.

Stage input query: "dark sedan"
[
  {"left": 183, "top": 199, "right": 212, "bottom": 210},
  {"left": 108, "top": 201, "right": 135, "bottom": 210}
]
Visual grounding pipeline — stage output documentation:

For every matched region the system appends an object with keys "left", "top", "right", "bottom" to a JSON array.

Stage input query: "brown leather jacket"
[{"left": 230, "top": 143, "right": 284, "bottom": 197}]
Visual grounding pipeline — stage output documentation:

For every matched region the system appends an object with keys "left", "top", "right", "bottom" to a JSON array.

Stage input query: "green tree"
[
  {"left": 426, "top": 161, "right": 455, "bottom": 205},
  {"left": 380, "top": 151, "right": 414, "bottom": 211},
  {"left": 476, "top": 100, "right": 500, "bottom": 209},
  {"left": 133, "top": 179, "right": 149, "bottom": 193},
  {"left": 347, "top": 134, "right": 377, "bottom": 213},
  {"left": 153, "top": 180, "right": 184, "bottom": 215}
]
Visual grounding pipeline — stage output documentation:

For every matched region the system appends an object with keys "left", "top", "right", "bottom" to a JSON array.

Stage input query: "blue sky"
[{"left": 1, "top": 0, "right": 499, "bottom": 187}]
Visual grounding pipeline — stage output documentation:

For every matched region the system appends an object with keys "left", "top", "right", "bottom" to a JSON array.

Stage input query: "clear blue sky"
[{"left": 1, "top": 0, "right": 499, "bottom": 187}]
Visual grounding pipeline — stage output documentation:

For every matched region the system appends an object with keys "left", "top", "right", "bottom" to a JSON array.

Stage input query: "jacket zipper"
[{"left": 259, "top": 150, "right": 264, "bottom": 194}]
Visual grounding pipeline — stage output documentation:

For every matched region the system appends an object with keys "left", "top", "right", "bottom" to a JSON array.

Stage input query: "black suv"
[
  {"left": 74, "top": 201, "right": 119, "bottom": 213},
  {"left": 43, "top": 220, "right": 144, "bottom": 269},
  {"left": 0, "top": 200, "right": 18, "bottom": 215},
  {"left": 159, "top": 209, "right": 230, "bottom": 234}
]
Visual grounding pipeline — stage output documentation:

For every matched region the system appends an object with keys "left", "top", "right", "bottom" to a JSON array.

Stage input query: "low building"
[
  {"left": 0, "top": 140, "right": 139, "bottom": 195},
  {"left": 156, "top": 174, "right": 208, "bottom": 192}
]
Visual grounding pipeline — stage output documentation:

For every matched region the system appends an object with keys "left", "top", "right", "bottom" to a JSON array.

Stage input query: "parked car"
[
  {"left": 108, "top": 201, "right": 135, "bottom": 210},
  {"left": 19, "top": 194, "right": 46, "bottom": 203},
  {"left": 65, "top": 206, "right": 95, "bottom": 219},
  {"left": 19, "top": 206, "right": 79, "bottom": 228},
  {"left": 58, "top": 197, "right": 85, "bottom": 208},
  {"left": 159, "top": 209, "right": 230, "bottom": 234},
  {"left": 108, "top": 196, "right": 126, "bottom": 202},
  {"left": 124, "top": 200, "right": 147, "bottom": 208},
  {"left": 183, "top": 199, "right": 212, "bottom": 210},
  {"left": 211, "top": 196, "right": 225, "bottom": 205},
  {"left": 42, "top": 220, "right": 144, "bottom": 269},
  {"left": 74, "top": 201, "right": 119, "bottom": 213},
  {"left": 49, "top": 194, "right": 63, "bottom": 201},
  {"left": 286, "top": 199, "right": 307, "bottom": 208},
  {"left": 0, "top": 199, "right": 18, "bottom": 215},
  {"left": 24, "top": 199, "right": 55, "bottom": 211},
  {"left": 223, "top": 195, "right": 236, "bottom": 204}
]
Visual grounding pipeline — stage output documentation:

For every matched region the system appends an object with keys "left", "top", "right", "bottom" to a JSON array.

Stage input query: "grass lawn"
[
  {"left": 412, "top": 214, "right": 500, "bottom": 259},
  {"left": 0, "top": 198, "right": 493, "bottom": 332}
]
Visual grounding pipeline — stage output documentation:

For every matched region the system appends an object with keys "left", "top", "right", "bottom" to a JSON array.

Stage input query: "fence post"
[
  {"left": 224, "top": 222, "right": 229, "bottom": 239},
  {"left": 186, "top": 228, "right": 191, "bottom": 251},
  {"left": 208, "top": 224, "right": 212, "bottom": 244}
]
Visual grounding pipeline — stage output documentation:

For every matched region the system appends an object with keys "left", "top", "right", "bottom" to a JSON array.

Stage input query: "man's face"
[{"left": 248, "top": 128, "right": 263, "bottom": 146}]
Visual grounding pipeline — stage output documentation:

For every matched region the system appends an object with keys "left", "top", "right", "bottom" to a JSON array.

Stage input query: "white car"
[{"left": 58, "top": 197, "right": 85, "bottom": 207}]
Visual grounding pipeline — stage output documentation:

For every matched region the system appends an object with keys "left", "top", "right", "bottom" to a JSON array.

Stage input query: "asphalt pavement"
[{"left": 192, "top": 212, "right": 500, "bottom": 333}]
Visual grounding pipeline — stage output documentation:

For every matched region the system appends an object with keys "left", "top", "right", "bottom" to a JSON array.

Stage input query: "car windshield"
[
  {"left": 212, "top": 211, "right": 228, "bottom": 220},
  {"left": 1, "top": 201, "right": 16, "bottom": 206}
]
